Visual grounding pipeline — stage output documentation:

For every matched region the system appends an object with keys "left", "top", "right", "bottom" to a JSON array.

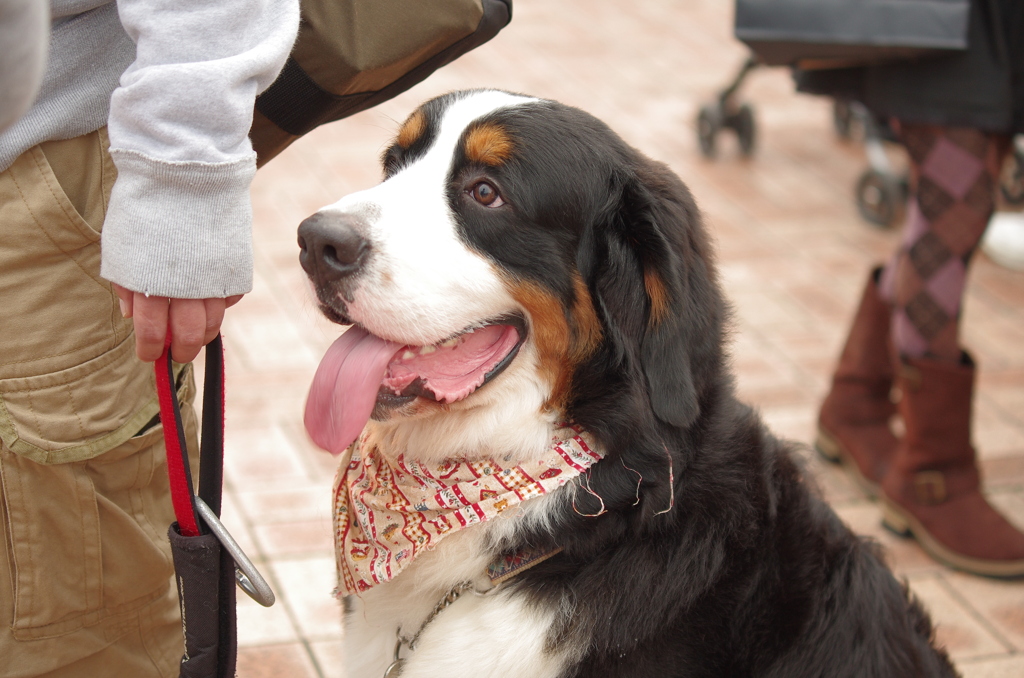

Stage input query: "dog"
[{"left": 297, "top": 89, "right": 957, "bottom": 678}]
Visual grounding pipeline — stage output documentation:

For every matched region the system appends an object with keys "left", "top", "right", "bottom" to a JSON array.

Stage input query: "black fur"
[{"left": 392, "top": 91, "right": 959, "bottom": 678}]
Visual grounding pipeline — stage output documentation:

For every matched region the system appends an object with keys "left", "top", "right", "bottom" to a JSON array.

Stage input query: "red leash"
[
  {"left": 154, "top": 334, "right": 273, "bottom": 678},
  {"left": 153, "top": 334, "right": 272, "bottom": 603},
  {"left": 154, "top": 336, "right": 211, "bottom": 536}
]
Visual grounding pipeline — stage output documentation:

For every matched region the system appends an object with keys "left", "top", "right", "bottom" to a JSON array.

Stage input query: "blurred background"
[{"left": 208, "top": 2, "right": 1024, "bottom": 675}]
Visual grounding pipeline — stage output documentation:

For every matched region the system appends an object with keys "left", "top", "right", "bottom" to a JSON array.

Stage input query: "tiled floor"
[{"left": 210, "top": 1, "right": 1024, "bottom": 675}]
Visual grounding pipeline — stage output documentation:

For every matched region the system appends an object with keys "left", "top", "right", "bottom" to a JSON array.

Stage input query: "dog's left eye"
[{"left": 470, "top": 181, "right": 504, "bottom": 208}]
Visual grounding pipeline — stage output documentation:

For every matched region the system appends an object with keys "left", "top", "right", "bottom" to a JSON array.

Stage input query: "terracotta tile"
[
  {"left": 288, "top": 428, "right": 349, "bottom": 480},
  {"left": 988, "top": 493, "right": 1024, "bottom": 533},
  {"left": 963, "top": 312, "right": 1024, "bottom": 370},
  {"left": 970, "top": 265, "right": 1024, "bottom": 313},
  {"left": 770, "top": 328, "right": 847, "bottom": 369},
  {"left": 235, "top": 485, "right": 335, "bottom": 525},
  {"left": 219, "top": 370, "right": 315, "bottom": 428},
  {"left": 974, "top": 403, "right": 1024, "bottom": 461},
  {"left": 904, "top": 575, "right": 1009, "bottom": 661},
  {"left": 738, "top": 384, "right": 817, "bottom": 411},
  {"left": 309, "top": 638, "right": 346, "bottom": 678},
  {"left": 254, "top": 518, "right": 334, "bottom": 558},
  {"left": 218, "top": 490, "right": 262, "bottom": 560},
  {"left": 984, "top": 383, "right": 1024, "bottom": 430},
  {"left": 981, "top": 456, "right": 1024, "bottom": 489},
  {"left": 729, "top": 289, "right": 808, "bottom": 330},
  {"left": 730, "top": 346, "right": 797, "bottom": 390},
  {"left": 224, "top": 423, "right": 312, "bottom": 488},
  {"left": 223, "top": 315, "right": 321, "bottom": 373},
  {"left": 945, "top": 572, "right": 1024, "bottom": 652},
  {"left": 236, "top": 589, "right": 299, "bottom": 647},
  {"left": 270, "top": 556, "right": 344, "bottom": 642},
  {"left": 778, "top": 282, "right": 852, "bottom": 325},
  {"left": 759, "top": 405, "right": 817, "bottom": 446},
  {"left": 958, "top": 655, "right": 1024, "bottom": 678},
  {"left": 235, "top": 642, "right": 319, "bottom": 678},
  {"left": 981, "top": 368, "right": 1024, "bottom": 390}
]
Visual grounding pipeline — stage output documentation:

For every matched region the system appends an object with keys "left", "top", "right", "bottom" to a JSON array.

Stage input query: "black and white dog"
[{"left": 297, "top": 89, "right": 957, "bottom": 678}]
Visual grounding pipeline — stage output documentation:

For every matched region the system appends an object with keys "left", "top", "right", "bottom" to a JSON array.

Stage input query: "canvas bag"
[
  {"left": 734, "top": 0, "right": 970, "bottom": 68},
  {"left": 252, "top": 0, "right": 513, "bottom": 165}
]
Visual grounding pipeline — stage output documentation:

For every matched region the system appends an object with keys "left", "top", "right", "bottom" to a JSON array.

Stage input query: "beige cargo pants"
[{"left": 0, "top": 129, "right": 197, "bottom": 677}]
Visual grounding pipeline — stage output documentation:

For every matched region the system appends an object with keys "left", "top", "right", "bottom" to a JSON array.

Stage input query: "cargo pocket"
[
  {"left": 0, "top": 335, "right": 164, "bottom": 465},
  {"left": 0, "top": 365, "right": 194, "bottom": 640}
]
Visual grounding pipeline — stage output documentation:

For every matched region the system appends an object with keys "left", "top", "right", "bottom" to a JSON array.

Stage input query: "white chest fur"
[{"left": 341, "top": 499, "right": 574, "bottom": 678}]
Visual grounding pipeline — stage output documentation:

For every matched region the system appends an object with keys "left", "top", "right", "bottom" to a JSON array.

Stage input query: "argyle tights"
[{"left": 878, "top": 124, "right": 1010, "bottom": 362}]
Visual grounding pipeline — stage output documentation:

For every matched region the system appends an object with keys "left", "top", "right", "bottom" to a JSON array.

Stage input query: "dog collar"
[
  {"left": 382, "top": 544, "right": 562, "bottom": 678},
  {"left": 332, "top": 425, "right": 601, "bottom": 596}
]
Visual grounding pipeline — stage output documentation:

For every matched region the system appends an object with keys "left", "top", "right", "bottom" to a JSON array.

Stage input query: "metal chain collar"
[{"left": 384, "top": 581, "right": 478, "bottom": 678}]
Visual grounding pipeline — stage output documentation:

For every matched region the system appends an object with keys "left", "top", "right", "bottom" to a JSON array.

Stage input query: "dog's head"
[{"left": 300, "top": 89, "right": 725, "bottom": 465}]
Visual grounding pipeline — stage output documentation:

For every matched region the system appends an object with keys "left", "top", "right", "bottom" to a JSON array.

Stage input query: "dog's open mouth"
[{"left": 304, "top": 316, "right": 526, "bottom": 454}]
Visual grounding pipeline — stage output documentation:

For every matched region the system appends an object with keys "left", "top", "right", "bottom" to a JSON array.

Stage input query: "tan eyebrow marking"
[
  {"left": 397, "top": 109, "right": 427, "bottom": 148},
  {"left": 465, "top": 123, "right": 514, "bottom": 166}
]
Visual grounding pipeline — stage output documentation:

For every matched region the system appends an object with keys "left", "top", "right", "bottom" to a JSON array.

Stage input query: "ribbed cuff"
[{"left": 101, "top": 149, "right": 257, "bottom": 298}]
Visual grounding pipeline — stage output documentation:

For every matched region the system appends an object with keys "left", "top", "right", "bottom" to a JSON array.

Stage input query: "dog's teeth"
[
  {"left": 440, "top": 338, "right": 458, "bottom": 348},
  {"left": 420, "top": 345, "right": 436, "bottom": 355},
  {"left": 402, "top": 350, "right": 416, "bottom": 360}
]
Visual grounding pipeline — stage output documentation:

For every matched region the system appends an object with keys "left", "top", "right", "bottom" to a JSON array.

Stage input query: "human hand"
[{"left": 112, "top": 283, "right": 243, "bottom": 363}]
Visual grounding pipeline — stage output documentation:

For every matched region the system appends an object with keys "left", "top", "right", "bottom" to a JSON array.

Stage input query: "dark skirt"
[{"left": 795, "top": 0, "right": 1024, "bottom": 133}]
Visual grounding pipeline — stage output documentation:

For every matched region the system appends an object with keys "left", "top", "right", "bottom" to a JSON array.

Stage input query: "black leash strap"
[{"left": 155, "top": 335, "right": 274, "bottom": 678}]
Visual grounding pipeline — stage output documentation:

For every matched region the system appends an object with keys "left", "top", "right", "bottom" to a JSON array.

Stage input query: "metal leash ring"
[{"left": 194, "top": 497, "right": 276, "bottom": 607}]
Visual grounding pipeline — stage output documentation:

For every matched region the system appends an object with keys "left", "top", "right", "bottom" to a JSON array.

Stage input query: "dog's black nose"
[{"left": 297, "top": 212, "right": 370, "bottom": 282}]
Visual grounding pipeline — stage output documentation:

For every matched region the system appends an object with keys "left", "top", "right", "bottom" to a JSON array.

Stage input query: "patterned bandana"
[{"left": 333, "top": 426, "right": 602, "bottom": 596}]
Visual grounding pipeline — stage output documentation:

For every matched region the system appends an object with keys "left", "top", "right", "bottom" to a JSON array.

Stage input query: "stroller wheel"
[
  {"left": 856, "top": 169, "right": 905, "bottom": 228},
  {"left": 735, "top": 104, "right": 756, "bottom": 157},
  {"left": 1000, "top": 148, "right": 1024, "bottom": 205},
  {"left": 697, "top": 104, "right": 721, "bottom": 159}
]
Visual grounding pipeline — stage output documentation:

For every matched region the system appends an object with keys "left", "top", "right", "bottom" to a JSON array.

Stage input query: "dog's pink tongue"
[{"left": 304, "top": 326, "right": 402, "bottom": 455}]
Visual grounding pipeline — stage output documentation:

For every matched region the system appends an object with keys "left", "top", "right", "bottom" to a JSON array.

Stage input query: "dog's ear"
[{"left": 587, "top": 160, "right": 723, "bottom": 429}]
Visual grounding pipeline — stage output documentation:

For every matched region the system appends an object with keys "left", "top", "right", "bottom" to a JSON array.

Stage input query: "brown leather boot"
[
  {"left": 816, "top": 267, "right": 898, "bottom": 497},
  {"left": 881, "top": 353, "right": 1024, "bottom": 578}
]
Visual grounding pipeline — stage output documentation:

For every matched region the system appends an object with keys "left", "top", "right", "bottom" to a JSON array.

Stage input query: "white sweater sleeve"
[{"left": 101, "top": 0, "right": 299, "bottom": 298}]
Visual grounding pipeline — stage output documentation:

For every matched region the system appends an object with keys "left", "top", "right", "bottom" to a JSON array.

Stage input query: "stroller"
[
  {"left": 700, "top": 0, "right": 1024, "bottom": 228},
  {"left": 696, "top": 56, "right": 910, "bottom": 227}
]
